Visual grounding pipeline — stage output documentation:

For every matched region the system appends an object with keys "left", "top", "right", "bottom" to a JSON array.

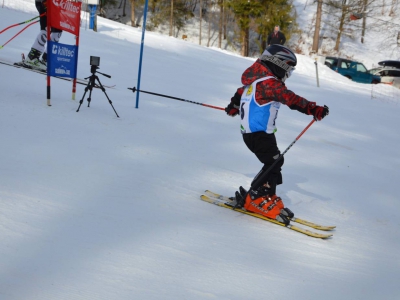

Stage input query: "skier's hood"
[{"left": 241, "top": 59, "right": 276, "bottom": 86}]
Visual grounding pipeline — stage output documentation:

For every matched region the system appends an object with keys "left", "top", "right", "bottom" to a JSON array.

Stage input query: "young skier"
[
  {"left": 24, "top": 0, "right": 63, "bottom": 70},
  {"left": 224, "top": 45, "right": 329, "bottom": 224}
]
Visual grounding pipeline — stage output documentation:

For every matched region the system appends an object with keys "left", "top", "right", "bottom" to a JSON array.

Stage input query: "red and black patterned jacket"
[{"left": 231, "top": 59, "right": 316, "bottom": 115}]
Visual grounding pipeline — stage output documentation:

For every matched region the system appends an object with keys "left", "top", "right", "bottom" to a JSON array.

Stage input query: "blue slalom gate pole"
[{"left": 135, "top": 0, "right": 149, "bottom": 109}]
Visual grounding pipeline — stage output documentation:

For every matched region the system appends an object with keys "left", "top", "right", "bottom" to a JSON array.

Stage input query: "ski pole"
[
  {"left": 0, "top": 20, "right": 39, "bottom": 49},
  {"left": 0, "top": 14, "right": 43, "bottom": 34},
  {"left": 251, "top": 119, "right": 316, "bottom": 190},
  {"left": 128, "top": 86, "right": 225, "bottom": 111}
]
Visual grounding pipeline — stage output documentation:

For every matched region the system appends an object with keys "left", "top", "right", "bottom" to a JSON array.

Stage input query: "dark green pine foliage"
[
  {"left": 226, "top": 0, "right": 296, "bottom": 56},
  {"left": 226, "top": 0, "right": 265, "bottom": 56},
  {"left": 255, "top": 0, "right": 296, "bottom": 51}
]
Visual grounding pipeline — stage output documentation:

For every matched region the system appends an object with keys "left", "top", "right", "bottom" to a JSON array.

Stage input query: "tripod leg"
[
  {"left": 77, "top": 81, "right": 91, "bottom": 112},
  {"left": 87, "top": 87, "right": 93, "bottom": 107},
  {"left": 95, "top": 77, "right": 120, "bottom": 118},
  {"left": 87, "top": 76, "right": 97, "bottom": 107}
]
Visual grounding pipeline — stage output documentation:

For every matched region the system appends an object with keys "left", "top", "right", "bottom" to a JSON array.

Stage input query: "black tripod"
[{"left": 77, "top": 65, "right": 119, "bottom": 117}]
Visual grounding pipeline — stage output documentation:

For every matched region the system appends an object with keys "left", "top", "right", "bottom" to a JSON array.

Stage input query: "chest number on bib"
[{"left": 240, "top": 102, "right": 245, "bottom": 120}]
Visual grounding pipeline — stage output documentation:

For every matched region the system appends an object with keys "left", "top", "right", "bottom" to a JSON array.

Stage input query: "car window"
[
  {"left": 388, "top": 70, "right": 400, "bottom": 77},
  {"left": 325, "top": 58, "right": 337, "bottom": 68},
  {"left": 340, "top": 61, "right": 349, "bottom": 68},
  {"left": 355, "top": 63, "right": 367, "bottom": 72}
]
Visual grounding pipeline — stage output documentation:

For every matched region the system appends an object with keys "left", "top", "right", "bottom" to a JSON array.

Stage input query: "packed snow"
[{"left": 1, "top": 2, "right": 400, "bottom": 300}]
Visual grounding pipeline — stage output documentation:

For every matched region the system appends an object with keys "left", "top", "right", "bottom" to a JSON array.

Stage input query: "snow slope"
[{"left": 1, "top": 3, "right": 400, "bottom": 300}]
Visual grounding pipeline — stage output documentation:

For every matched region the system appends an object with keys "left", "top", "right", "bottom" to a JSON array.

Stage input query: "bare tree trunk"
[
  {"left": 207, "top": 0, "right": 212, "bottom": 47},
  {"left": 218, "top": 0, "right": 223, "bottom": 48},
  {"left": 123, "top": 0, "right": 127, "bottom": 17},
  {"left": 242, "top": 28, "right": 249, "bottom": 56},
  {"left": 334, "top": 0, "right": 347, "bottom": 52},
  {"left": 150, "top": 0, "right": 157, "bottom": 13},
  {"left": 130, "top": 0, "right": 135, "bottom": 26},
  {"left": 312, "top": 0, "right": 322, "bottom": 53},
  {"left": 223, "top": 2, "right": 227, "bottom": 40},
  {"left": 199, "top": 0, "right": 202, "bottom": 45},
  {"left": 169, "top": 0, "right": 174, "bottom": 36},
  {"left": 361, "top": 0, "right": 367, "bottom": 43}
]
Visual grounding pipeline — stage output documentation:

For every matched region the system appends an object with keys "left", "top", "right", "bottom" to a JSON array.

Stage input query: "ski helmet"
[{"left": 260, "top": 45, "right": 297, "bottom": 81}]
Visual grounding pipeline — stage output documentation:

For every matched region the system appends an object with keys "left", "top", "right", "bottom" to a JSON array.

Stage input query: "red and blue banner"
[
  {"left": 46, "top": 0, "right": 82, "bottom": 103},
  {"left": 47, "top": 41, "right": 78, "bottom": 78},
  {"left": 48, "top": 0, "right": 81, "bottom": 35}
]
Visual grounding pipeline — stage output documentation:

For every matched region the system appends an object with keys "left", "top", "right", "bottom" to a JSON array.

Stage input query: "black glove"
[
  {"left": 225, "top": 102, "right": 240, "bottom": 117},
  {"left": 311, "top": 105, "right": 329, "bottom": 121}
]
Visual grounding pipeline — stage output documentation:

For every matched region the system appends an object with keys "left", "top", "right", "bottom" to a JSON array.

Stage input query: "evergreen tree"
[
  {"left": 226, "top": 0, "right": 296, "bottom": 56},
  {"left": 255, "top": 0, "right": 296, "bottom": 51},
  {"left": 226, "top": 0, "right": 264, "bottom": 56}
]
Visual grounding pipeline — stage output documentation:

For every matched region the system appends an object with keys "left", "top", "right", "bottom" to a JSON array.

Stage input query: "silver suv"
[{"left": 369, "top": 61, "right": 400, "bottom": 89}]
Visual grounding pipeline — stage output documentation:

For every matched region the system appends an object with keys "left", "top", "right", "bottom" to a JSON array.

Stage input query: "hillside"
[
  {"left": 2, "top": 0, "right": 399, "bottom": 67},
  {"left": 96, "top": 0, "right": 400, "bottom": 68},
  {"left": 1, "top": 2, "right": 400, "bottom": 300}
]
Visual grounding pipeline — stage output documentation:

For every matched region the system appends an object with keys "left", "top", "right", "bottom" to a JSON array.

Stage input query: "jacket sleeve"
[
  {"left": 230, "top": 87, "right": 244, "bottom": 106},
  {"left": 257, "top": 79, "right": 315, "bottom": 115},
  {"left": 280, "top": 33, "right": 286, "bottom": 45},
  {"left": 281, "top": 89, "right": 315, "bottom": 115}
]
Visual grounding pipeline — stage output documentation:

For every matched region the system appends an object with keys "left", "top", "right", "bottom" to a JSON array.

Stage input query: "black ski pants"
[{"left": 242, "top": 131, "right": 283, "bottom": 194}]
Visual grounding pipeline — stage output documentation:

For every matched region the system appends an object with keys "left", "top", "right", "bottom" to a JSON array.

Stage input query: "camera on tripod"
[
  {"left": 90, "top": 56, "right": 100, "bottom": 72},
  {"left": 76, "top": 56, "right": 119, "bottom": 117},
  {"left": 90, "top": 56, "right": 100, "bottom": 67}
]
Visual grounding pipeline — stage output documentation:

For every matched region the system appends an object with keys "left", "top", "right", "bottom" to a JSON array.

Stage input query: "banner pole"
[
  {"left": 46, "top": 2, "right": 51, "bottom": 106},
  {"left": 71, "top": 0, "right": 79, "bottom": 99},
  {"left": 72, "top": 11, "right": 81, "bottom": 100},
  {"left": 135, "top": 0, "right": 149, "bottom": 109}
]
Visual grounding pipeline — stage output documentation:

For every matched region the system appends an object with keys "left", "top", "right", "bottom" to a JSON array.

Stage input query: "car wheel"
[
  {"left": 372, "top": 80, "right": 379, "bottom": 84},
  {"left": 345, "top": 75, "right": 352, "bottom": 80}
]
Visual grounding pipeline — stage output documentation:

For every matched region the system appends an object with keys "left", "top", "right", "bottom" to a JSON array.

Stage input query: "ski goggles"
[{"left": 261, "top": 55, "right": 296, "bottom": 74}]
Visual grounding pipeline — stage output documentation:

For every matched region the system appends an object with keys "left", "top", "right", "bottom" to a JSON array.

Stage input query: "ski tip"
[
  {"left": 321, "top": 234, "right": 334, "bottom": 239},
  {"left": 323, "top": 226, "right": 336, "bottom": 230}
]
